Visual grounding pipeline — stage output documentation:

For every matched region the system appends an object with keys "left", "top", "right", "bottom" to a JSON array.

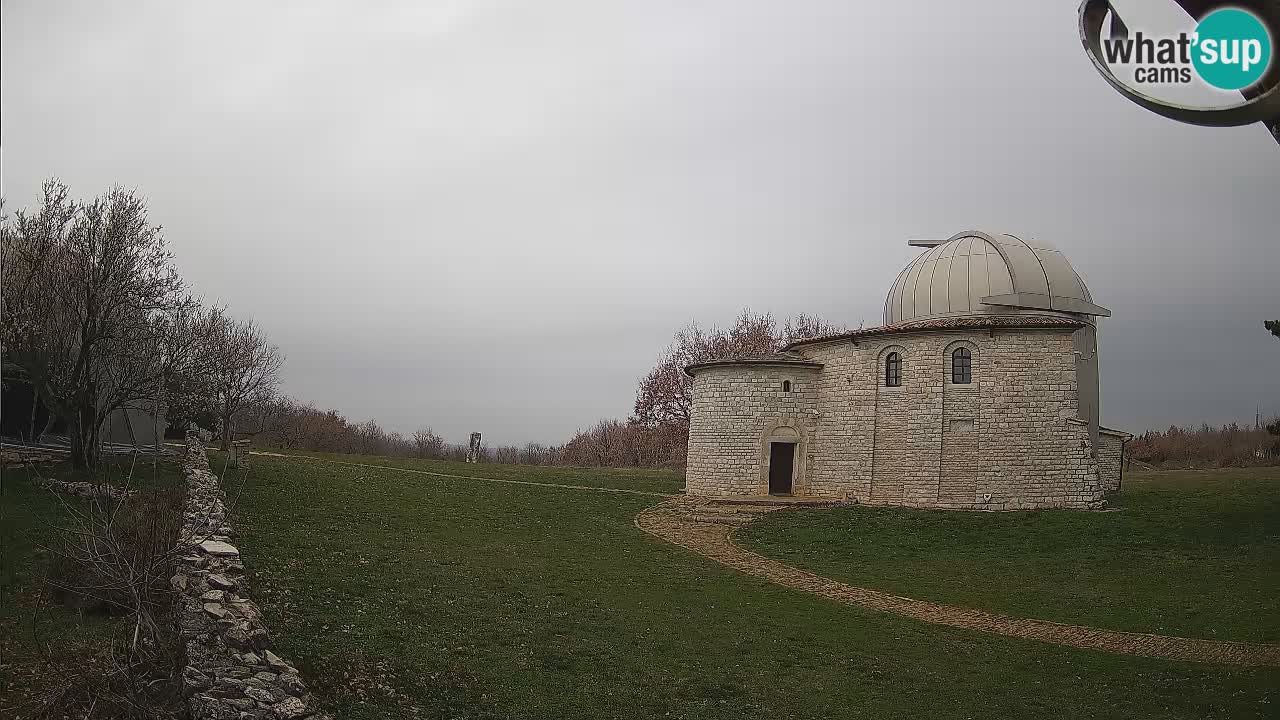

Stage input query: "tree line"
[
  {"left": 228, "top": 310, "right": 842, "bottom": 469},
  {"left": 1125, "top": 322, "right": 1279, "bottom": 467},
  {"left": 14, "top": 176, "right": 1267, "bottom": 472},
  {"left": 1128, "top": 421, "right": 1280, "bottom": 468},
  {"left": 2, "top": 179, "right": 283, "bottom": 468},
  {"left": 237, "top": 398, "right": 688, "bottom": 467}
]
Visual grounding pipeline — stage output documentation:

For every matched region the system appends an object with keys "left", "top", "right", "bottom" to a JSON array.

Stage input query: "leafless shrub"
[
  {"left": 519, "top": 442, "right": 552, "bottom": 465},
  {"left": 412, "top": 427, "right": 448, "bottom": 459},
  {"left": 11, "top": 458, "right": 205, "bottom": 719},
  {"left": 553, "top": 419, "right": 686, "bottom": 469},
  {"left": 240, "top": 397, "right": 351, "bottom": 451},
  {"left": 25, "top": 624, "right": 186, "bottom": 720},
  {"left": 242, "top": 398, "right": 436, "bottom": 457},
  {"left": 11, "top": 446, "right": 249, "bottom": 719},
  {"left": 1128, "top": 420, "right": 1280, "bottom": 468},
  {"left": 44, "top": 487, "right": 185, "bottom": 617}
]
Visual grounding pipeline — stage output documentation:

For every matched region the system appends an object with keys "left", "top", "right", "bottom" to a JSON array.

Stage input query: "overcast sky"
[{"left": 3, "top": 1, "right": 1277, "bottom": 445}]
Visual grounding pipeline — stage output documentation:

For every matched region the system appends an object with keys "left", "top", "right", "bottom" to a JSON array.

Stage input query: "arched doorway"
[
  {"left": 768, "top": 442, "right": 796, "bottom": 495},
  {"left": 762, "top": 425, "right": 801, "bottom": 496}
]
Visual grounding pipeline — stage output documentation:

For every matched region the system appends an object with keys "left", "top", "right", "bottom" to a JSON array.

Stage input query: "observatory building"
[{"left": 684, "top": 231, "right": 1128, "bottom": 510}]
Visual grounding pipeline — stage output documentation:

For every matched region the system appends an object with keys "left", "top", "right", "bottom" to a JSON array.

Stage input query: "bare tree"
[
  {"left": 413, "top": 427, "right": 447, "bottom": 458},
  {"left": 2, "top": 180, "right": 188, "bottom": 469},
  {"left": 782, "top": 312, "right": 843, "bottom": 344},
  {"left": 591, "top": 419, "right": 616, "bottom": 466},
  {"left": 494, "top": 445, "right": 521, "bottom": 464},
  {"left": 632, "top": 308, "right": 843, "bottom": 433},
  {"left": 350, "top": 418, "right": 387, "bottom": 455},
  {"left": 158, "top": 304, "right": 232, "bottom": 433},
  {"left": 149, "top": 302, "right": 227, "bottom": 455},
  {"left": 243, "top": 396, "right": 348, "bottom": 451},
  {"left": 520, "top": 442, "right": 549, "bottom": 465},
  {"left": 208, "top": 316, "right": 283, "bottom": 450}
]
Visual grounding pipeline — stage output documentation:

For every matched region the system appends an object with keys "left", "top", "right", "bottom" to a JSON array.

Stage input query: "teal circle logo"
[{"left": 1192, "top": 8, "right": 1272, "bottom": 90}]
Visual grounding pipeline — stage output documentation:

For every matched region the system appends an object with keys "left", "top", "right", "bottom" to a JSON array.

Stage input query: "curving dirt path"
[{"left": 635, "top": 497, "right": 1280, "bottom": 668}]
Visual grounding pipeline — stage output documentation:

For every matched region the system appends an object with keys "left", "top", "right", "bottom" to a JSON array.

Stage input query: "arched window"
[
  {"left": 884, "top": 352, "right": 901, "bottom": 387},
  {"left": 952, "top": 347, "right": 972, "bottom": 384},
  {"left": 782, "top": 380, "right": 792, "bottom": 393}
]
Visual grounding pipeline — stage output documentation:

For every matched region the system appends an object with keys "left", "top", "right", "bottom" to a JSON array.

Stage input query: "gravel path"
[{"left": 635, "top": 497, "right": 1280, "bottom": 668}]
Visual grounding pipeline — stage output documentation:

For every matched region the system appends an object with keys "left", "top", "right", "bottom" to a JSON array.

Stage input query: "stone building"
[{"left": 684, "top": 231, "right": 1129, "bottom": 510}]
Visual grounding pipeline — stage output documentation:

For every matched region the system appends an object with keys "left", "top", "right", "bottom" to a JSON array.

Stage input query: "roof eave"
[
  {"left": 981, "top": 293, "right": 1112, "bottom": 318},
  {"left": 782, "top": 317, "right": 1085, "bottom": 352},
  {"left": 683, "top": 359, "right": 824, "bottom": 378}
]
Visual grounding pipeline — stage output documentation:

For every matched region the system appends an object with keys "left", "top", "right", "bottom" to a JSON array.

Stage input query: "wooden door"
[{"left": 768, "top": 442, "right": 795, "bottom": 495}]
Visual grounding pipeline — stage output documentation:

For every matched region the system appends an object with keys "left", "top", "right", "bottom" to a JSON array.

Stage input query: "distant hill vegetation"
[{"left": 1127, "top": 421, "right": 1280, "bottom": 469}]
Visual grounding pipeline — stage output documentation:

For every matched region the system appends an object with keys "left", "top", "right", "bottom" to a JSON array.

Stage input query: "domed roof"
[{"left": 883, "top": 231, "right": 1110, "bottom": 326}]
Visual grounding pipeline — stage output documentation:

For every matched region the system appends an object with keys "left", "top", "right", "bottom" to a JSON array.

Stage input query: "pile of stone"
[
  {"left": 41, "top": 479, "right": 133, "bottom": 499},
  {"left": 172, "top": 437, "right": 330, "bottom": 720},
  {"left": 0, "top": 446, "right": 65, "bottom": 465}
]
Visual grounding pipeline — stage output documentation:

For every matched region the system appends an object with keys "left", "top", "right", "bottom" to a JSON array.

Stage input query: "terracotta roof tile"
[
  {"left": 783, "top": 314, "right": 1084, "bottom": 351},
  {"left": 684, "top": 352, "right": 823, "bottom": 377}
]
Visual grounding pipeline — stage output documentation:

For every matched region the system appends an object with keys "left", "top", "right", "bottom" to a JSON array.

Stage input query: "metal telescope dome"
[{"left": 883, "top": 231, "right": 1110, "bottom": 326}]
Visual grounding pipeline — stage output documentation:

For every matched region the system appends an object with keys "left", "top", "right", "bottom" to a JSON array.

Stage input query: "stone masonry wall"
[
  {"left": 969, "top": 331, "right": 1101, "bottom": 509},
  {"left": 685, "top": 365, "right": 820, "bottom": 496},
  {"left": 173, "top": 438, "right": 330, "bottom": 720},
  {"left": 1097, "top": 429, "right": 1127, "bottom": 492},
  {"left": 687, "top": 328, "right": 1106, "bottom": 509},
  {"left": 939, "top": 361, "right": 980, "bottom": 507}
]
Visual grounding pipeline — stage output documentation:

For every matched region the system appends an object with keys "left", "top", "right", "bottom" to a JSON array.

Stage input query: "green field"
[
  {"left": 290, "top": 450, "right": 684, "bottom": 495},
  {"left": 217, "top": 452, "right": 1277, "bottom": 719},
  {"left": 740, "top": 467, "right": 1280, "bottom": 644}
]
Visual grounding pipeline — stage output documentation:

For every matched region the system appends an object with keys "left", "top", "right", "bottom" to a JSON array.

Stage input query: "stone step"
[
  {"left": 705, "top": 496, "right": 845, "bottom": 508},
  {"left": 696, "top": 504, "right": 776, "bottom": 515},
  {"left": 688, "top": 512, "right": 758, "bottom": 526}
]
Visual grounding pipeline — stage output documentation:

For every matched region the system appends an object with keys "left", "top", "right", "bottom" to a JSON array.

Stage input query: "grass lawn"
[
  {"left": 0, "top": 454, "right": 186, "bottom": 718},
  {"left": 740, "top": 467, "right": 1280, "bottom": 644},
  {"left": 280, "top": 450, "right": 684, "bottom": 495},
  {"left": 225, "top": 453, "right": 1278, "bottom": 719}
]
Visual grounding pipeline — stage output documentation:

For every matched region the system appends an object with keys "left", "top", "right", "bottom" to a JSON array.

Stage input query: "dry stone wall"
[
  {"left": 41, "top": 478, "right": 133, "bottom": 499},
  {"left": 173, "top": 438, "right": 330, "bottom": 720}
]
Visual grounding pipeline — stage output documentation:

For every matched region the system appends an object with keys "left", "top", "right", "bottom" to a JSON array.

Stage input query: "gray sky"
[{"left": 3, "top": 1, "right": 1277, "bottom": 445}]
